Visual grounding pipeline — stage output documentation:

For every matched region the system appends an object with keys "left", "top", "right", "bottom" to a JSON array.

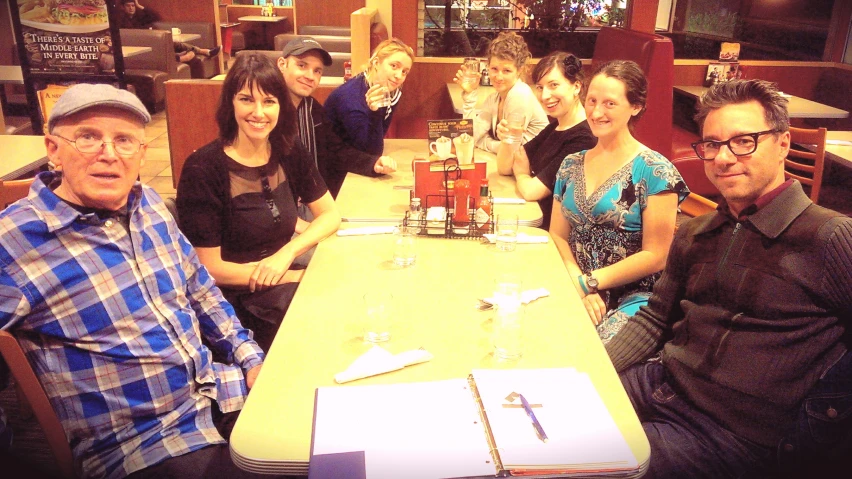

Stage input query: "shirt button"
[
  {"left": 104, "top": 219, "right": 114, "bottom": 228},
  {"left": 783, "top": 443, "right": 794, "bottom": 452},
  {"left": 827, "top": 407, "right": 838, "bottom": 419}
]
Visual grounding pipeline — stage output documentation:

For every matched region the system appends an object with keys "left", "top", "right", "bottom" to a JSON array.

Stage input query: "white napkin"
[
  {"left": 482, "top": 233, "right": 549, "bottom": 244},
  {"left": 334, "top": 346, "right": 433, "bottom": 383},
  {"left": 483, "top": 287, "right": 550, "bottom": 306},
  {"left": 337, "top": 225, "right": 397, "bottom": 236},
  {"left": 491, "top": 197, "right": 526, "bottom": 205},
  {"left": 826, "top": 139, "right": 852, "bottom": 146}
]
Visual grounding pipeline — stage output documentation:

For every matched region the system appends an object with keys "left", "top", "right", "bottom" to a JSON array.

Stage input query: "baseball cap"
[
  {"left": 281, "top": 37, "right": 332, "bottom": 66},
  {"left": 47, "top": 83, "right": 151, "bottom": 132}
]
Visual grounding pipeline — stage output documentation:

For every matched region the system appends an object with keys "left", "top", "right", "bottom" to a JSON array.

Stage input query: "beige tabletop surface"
[
  {"left": 0, "top": 66, "right": 24, "bottom": 85},
  {"left": 447, "top": 82, "right": 495, "bottom": 114},
  {"left": 825, "top": 131, "right": 852, "bottom": 168},
  {"left": 173, "top": 33, "right": 201, "bottom": 43},
  {"left": 336, "top": 139, "right": 544, "bottom": 226},
  {"left": 229, "top": 226, "right": 650, "bottom": 476},
  {"left": 122, "top": 46, "right": 153, "bottom": 58},
  {"left": 0, "top": 135, "right": 48, "bottom": 180},
  {"left": 237, "top": 15, "right": 288, "bottom": 22},
  {"left": 674, "top": 85, "right": 849, "bottom": 119}
]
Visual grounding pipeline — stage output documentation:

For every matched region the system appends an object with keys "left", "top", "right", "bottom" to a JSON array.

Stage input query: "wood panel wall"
[{"left": 295, "top": 0, "right": 364, "bottom": 31}]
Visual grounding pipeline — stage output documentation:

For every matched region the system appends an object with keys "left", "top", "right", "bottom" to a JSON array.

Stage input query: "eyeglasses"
[
  {"left": 691, "top": 130, "right": 779, "bottom": 161},
  {"left": 260, "top": 173, "right": 281, "bottom": 224},
  {"left": 54, "top": 132, "right": 145, "bottom": 157}
]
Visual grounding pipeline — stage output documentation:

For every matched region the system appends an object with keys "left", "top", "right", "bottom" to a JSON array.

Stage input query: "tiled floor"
[{"left": 140, "top": 110, "right": 176, "bottom": 198}]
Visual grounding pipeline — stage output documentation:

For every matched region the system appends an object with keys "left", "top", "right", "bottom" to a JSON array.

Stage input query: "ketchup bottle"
[{"left": 453, "top": 179, "right": 471, "bottom": 233}]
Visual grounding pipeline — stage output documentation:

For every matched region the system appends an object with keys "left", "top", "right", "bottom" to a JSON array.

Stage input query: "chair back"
[
  {"left": 0, "top": 178, "right": 35, "bottom": 210},
  {"left": 786, "top": 127, "right": 827, "bottom": 203},
  {"left": 679, "top": 192, "right": 718, "bottom": 218},
  {"left": 0, "top": 331, "right": 75, "bottom": 478}
]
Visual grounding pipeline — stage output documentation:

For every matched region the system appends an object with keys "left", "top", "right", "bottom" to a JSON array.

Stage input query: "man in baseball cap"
[
  {"left": 277, "top": 36, "right": 397, "bottom": 200},
  {"left": 0, "top": 83, "right": 267, "bottom": 478}
]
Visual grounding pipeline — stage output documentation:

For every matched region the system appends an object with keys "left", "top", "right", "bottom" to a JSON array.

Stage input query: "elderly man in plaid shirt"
[{"left": 0, "top": 84, "right": 270, "bottom": 478}]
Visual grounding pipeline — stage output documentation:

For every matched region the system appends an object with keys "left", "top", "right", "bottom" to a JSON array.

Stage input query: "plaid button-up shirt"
[{"left": 0, "top": 172, "right": 264, "bottom": 478}]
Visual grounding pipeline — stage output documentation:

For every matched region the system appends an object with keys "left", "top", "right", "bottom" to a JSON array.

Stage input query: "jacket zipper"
[{"left": 717, "top": 222, "right": 742, "bottom": 284}]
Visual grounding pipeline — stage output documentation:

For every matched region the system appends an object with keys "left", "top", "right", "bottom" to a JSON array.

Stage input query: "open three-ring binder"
[{"left": 308, "top": 368, "right": 645, "bottom": 479}]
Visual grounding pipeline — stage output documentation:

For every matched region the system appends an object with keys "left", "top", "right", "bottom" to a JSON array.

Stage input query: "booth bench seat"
[
  {"left": 120, "top": 29, "right": 191, "bottom": 112},
  {"left": 152, "top": 21, "right": 219, "bottom": 79}
]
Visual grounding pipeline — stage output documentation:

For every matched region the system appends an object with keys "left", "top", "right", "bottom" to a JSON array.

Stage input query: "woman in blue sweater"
[{"left": 324, "top": 38, "right": 414, "bottom": 156}]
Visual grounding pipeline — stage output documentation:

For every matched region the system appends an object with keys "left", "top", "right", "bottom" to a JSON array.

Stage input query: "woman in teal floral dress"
[{"left": 550, "top": 60, "right": 689, "bottom": 343}]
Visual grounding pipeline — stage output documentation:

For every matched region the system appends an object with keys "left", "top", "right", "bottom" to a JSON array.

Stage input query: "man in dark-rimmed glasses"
[
  {"left": 0, "top": 84, "right": 271, "bottom": 478},
  {"left": 606, "top": 79, "right": 852, "bottom": 478}
]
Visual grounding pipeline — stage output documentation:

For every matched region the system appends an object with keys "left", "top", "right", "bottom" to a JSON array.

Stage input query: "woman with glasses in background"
[
  {"left": 550, "top": 60, "right": 688, "bottom": 343},
  {"left": 177, "top": 54, "right": 340, "bottom": 351}
]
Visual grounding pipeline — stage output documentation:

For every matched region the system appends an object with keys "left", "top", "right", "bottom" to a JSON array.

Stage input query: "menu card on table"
[{"left": 308, "top": 368, "right": 642, "bottom": 479}]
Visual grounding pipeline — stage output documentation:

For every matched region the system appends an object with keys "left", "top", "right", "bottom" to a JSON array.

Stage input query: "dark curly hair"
[
  {"left": 532, "top": 51, "right": 585, "bottom": 97},
  {"left": 694, "top": 79, "right": 789, "bottom": 134},
  {"left": 588, "top": 60, "right": 647, "bottom": 129},
  {"left": 216, "top": 53, "right": 297, "bottom": 154},
  {"left": 486, "top": 32, "right": 531, "bottom": 70}
]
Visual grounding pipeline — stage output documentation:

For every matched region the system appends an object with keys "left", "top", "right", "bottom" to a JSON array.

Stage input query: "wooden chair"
[
  {"left": 0, "top": 331, "right": 75, "bottom": 478},
  {"left": 0, "top": 178, "right": 34, "bottom": 209},
  {"left": 677, "top": 192, "right": 718, "bottom": 231},
  {"left": 786, "top": 127, "right": 827, "bottom": 203}
]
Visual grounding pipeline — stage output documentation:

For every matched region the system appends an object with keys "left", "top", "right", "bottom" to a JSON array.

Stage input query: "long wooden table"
[
  {"left": 229, "top": 226, "right": 650, "bottom": 476},
  {"left": 336, "top": 139, "right": 544, "bottom": 227},
  {"left": 0, "top": 135, "right": 49, "bottom": 180},
  {"left": 674, "top": 85, "right": 849, "bottom": 119}
]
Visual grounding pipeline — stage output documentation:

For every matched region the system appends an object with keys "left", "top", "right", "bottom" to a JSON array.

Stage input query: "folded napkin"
[
  {"left": 491, "top": 197, "right": 526, "bottom": 205},
  {"left": 337, "top": 225, "right": 397, "bottom": 236},
  {"left": 482, "top": 233, "right": 549, "bottom": 244},
  {"left": 334, "top": 346, "right": 433, "bottom": 384},
  {"left": 484, "top": 287, "right": 550, "bottom": 306}
]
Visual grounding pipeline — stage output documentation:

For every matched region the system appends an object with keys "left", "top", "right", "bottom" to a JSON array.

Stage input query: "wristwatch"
[{"left": 585, "top": 273, "right": 599, "bottom": 294}]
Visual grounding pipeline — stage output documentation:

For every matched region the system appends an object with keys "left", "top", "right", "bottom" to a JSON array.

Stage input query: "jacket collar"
[
  {"left": 31, "top": 171, "right": 143, "bottom": 233},
  {"left": 692, "top": 181, "right": 812, "bottom": 239}
]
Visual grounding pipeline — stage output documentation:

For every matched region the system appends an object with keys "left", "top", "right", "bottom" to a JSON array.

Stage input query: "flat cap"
[
  {"left": 281, "top": 37, "right": 332, "bottom": 66},
  {"left": 47, "top": 83, "right": 151, "bottom": 131}
]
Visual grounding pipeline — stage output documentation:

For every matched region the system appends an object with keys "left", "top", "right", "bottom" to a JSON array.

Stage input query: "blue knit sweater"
[{"left": 324, "top": 73, "right": 400, "bottom": 156}]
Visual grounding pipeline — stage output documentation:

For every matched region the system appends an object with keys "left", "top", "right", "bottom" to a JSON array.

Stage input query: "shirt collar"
[
  {"left": 693, "top": 180, "right": 812, "bottom": 239},
  {"left": 32, "top": 171, "right": 143, "bottom": 232}
]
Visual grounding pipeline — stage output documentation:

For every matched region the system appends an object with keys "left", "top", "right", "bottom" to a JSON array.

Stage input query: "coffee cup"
[
  {"left": 171, "top": 27, "right": 182, "bottom": 36},
  {"left": 453, "top": 133, "right": 474, "bottom": 164},
  {"left": 429, "top": 136, "right": 453, "bottom": 159}
]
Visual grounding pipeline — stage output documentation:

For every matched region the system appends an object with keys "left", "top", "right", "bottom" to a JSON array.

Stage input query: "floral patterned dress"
[{"left": 553, "top": 149, "right": 689, "bottom": 342}]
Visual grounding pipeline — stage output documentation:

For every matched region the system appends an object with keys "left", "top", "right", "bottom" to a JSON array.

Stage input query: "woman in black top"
[
  {"left": 177, "top": 54, "right": 340, "bottom": 349},
  {"left": 496, "top": 52, "right": 597, "bottom": 230}
]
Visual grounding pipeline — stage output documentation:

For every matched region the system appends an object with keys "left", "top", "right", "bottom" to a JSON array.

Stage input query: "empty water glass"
[
  {"left": 496, "top": 214, "right": 519, "bottom": 252},
  {"left": 363, "top": 292, "right": 393, "bottom": 343},
  {"left": 392, "top": 226, "right": 417, "bottom": 267},
  {"left": 503, "top": 112, "right": 525, "bottom": 144}
]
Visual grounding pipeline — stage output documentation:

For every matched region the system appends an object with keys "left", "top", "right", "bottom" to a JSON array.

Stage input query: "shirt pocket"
[{"left": 804, "top": 392, "right": 852, "bottom": 445}]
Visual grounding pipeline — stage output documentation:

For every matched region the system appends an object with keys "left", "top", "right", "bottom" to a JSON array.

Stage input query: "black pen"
[{"left": 519, "top": 393, "right": 548, "bottom": 443}]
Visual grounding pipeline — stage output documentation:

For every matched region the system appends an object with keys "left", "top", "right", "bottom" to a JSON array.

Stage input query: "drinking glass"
[
  {"left": 461, "top": 57, "right": 480, "bottom": 90},
  {"left": 377, "top": 84, "right": 394, "bottom": 108},
  {"left": 493, "top": 295, "right": 523, "bottom": 360},
  {"left": 496, "top": 214, "right": 519, "bottom": 252},
  {"left": 504, "top": 112, "right": 525, "bottom": 144},
  {"left": 392, "top": 226, "right": 417, "bottom": 267},
  {"left": 363, "top": 292, "right": 393, "bottom": 343}
]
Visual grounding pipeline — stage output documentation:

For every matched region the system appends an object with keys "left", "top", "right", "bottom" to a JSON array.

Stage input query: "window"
[
  {"left": 418, "top": 1, "right": 627, "bottom": 57},
  {"left": 664, "top": 0, "right": 836, "bottom": 61}
]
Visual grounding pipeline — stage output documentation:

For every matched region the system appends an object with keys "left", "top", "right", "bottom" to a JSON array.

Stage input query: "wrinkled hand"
[
  {"left": 246, "top": 365, "right": 262, "bottom": 389},
  {"left": 452, "top": 66, "right": 480, "bottom": 93},
  {"left": 249, "top": 249, "right": 295, "bottom": 292},
  {"left": 366, "top": 83, "right": 389, "bottom": 112},
  {"left": 582, "top": 293, "right": 607, "bottom": 326},
  {"left": 374, "top": 156, "right": 397, "bottom": 174},
  {"left": 512, "top": 149, "right": 531, "bottom": 177}
]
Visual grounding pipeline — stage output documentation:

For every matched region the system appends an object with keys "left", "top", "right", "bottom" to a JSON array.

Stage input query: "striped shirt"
[{"left": 0, "top": 172, "right": 264, "bottom": 478}]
